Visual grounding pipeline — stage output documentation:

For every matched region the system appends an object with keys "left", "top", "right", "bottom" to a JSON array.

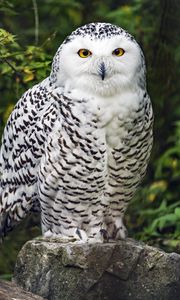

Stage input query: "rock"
[
  {"left": 13, "top": 237, "right": 180, "bottom": 300},
  {"left": 0, "top": 279, "right": 46, "bottom": 300}
]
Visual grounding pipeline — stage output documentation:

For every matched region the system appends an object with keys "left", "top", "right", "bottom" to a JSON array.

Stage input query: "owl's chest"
[
  {"left": 66, "top": 90, "right": 144, "bottom": 150},
  {"left": 84, "top": 95, "right": 139, "bottom": 148},
  {"left": 97, "top": 107, "right": 129, "bottom": 148}
]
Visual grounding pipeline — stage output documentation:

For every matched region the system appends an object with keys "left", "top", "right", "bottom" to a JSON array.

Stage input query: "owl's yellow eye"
[
  {"left": 78, "top": 49, "right": 92, "bottom": 58},
  {"left": 112, "top": 48, "right": 125, "bottom": 57}
]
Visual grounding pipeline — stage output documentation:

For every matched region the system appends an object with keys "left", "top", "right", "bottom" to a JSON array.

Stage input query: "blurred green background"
[{"left": 0, "top": 0, "right": 179, "bottom": 279}]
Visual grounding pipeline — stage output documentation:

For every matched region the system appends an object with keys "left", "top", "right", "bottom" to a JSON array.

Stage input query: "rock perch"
[{"left": 13, "top": 237, "right": 180, "bottom": 300}]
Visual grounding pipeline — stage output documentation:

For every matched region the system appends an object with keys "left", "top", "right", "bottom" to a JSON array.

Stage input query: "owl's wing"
[{"left": 0, "top": 82, "right": 60, "bottom": 238}]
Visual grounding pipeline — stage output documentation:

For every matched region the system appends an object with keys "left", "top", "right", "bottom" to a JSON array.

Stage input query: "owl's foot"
[
  {"left": 112, "top": 218, "right": 128, "bottom": 240},
  {"left": 75, "top": 228, "right": 88, "bottom": 242},
  {"left": 87, "top": 234, "right": 104, "bottom": 243},
  {"left": 105, "top": 217, "right": 128, "bottom": 240},
  {"left": 43, "top": 230, "right": 76, "bottom": 242},
  {"left": 111, "top": 224, "right": 128, "bottom": 240},
  {"left": 44, "top": 229, "right": 54, "bottom": 238},
  {"left": 86, "top": 227, "right": 112, "bottom": 243},
  {"left": 85, "top": 227, "right": 106, "bottom": 243},
  {"left": 43, "top": 228, "right": 88, "bottom": 243},
  {"left": 100, "top": 229, "right": 110, "bottom": 242}
]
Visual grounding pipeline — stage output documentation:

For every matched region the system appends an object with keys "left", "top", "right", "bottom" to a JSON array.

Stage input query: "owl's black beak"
[{"left": 99, "top": 62, "right": 106, "bottom": 80}]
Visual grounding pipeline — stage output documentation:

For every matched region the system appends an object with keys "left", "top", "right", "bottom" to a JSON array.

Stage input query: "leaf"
[
  {"left": 23, "top": 72, "right": 34, "bottom": 82},
  {"left": 175, "top": 208, "right": 180, "bottom": 218},
  {"left": 151, "top": 214, "right": 178, "bottom": 231},
  {"left": 3, "top": 104, "right": 14, "bottom": 123},
  {"left": 0, "top": 28, "right": 16, "bottom": 44}
]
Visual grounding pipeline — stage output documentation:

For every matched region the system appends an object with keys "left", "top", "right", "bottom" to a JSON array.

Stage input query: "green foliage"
[
  {"left": 0, "top": 0, "right": 179, "bottom": 278},
  {"left": 0, "top": 27, "right": 52, "bottom": 136},
  {"left": 127, "top": 121, "right": 180, "bottom": 252}
]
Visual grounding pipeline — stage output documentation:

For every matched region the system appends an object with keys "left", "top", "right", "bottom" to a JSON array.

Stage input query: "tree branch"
[{"left": 32, "top": 0, "right": 39, "bottom": 45}]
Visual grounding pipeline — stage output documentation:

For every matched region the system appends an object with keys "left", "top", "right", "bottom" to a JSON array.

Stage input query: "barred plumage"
[{"left": 0, "top": 23, "right": 153, "bottom": 242}]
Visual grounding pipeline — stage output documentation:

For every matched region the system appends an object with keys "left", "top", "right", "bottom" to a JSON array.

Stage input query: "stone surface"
[
  {"left": 0, "top": 279, "right": 46, "bottom": 300},
  {"left": 13, "top": 237, "right": 180, "bottom": 300}
]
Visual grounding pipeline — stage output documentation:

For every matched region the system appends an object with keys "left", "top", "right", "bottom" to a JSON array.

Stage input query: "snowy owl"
[{"left": 0, "top": 23, "right": 153, "bottom": 242}]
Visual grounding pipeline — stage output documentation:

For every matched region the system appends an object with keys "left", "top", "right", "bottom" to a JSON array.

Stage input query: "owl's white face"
[{"left": 56, "top": 35, "right": 143, "bottom": 97}]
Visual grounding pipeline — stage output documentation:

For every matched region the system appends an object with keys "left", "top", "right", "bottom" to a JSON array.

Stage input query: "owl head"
[{"left": 50, "top": 23, "right": 146, "bottom": 97}]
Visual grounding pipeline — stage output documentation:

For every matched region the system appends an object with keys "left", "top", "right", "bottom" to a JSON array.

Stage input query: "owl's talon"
[
  {"left": 100, "top": 229, "right": 109, "bottom": 242},
  {"left": 75, "top": 228, "right": 88, "bottom": 242},
  {"left": 112, "top": 225, "right": 128, "bottom": 240},
  {"left": 76, "top": 228, "right": 82, "bottom": 239},
  {"left": 112, "top": 226, "right": 118, "bottom": 240}
]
